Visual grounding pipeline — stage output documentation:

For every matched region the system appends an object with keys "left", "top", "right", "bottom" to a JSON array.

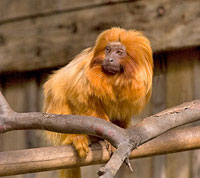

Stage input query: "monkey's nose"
[{"left": 109, "top": 58, "right": 114, "bottom": 63}]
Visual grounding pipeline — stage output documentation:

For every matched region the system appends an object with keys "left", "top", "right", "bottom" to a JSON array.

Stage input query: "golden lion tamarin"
[{"left": 43, "top": 27, "right": 153, "bottom": 178}]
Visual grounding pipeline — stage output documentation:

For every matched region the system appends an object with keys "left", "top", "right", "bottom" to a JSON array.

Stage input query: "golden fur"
[{"left": 43, "top": 27, "right": 153, "bottom": 178}]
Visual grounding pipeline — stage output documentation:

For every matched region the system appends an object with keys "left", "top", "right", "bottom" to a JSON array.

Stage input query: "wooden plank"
[
  {"left": 152, "top": 53, "right": 167, "bottom": 114},
  {"left": 0, "top": 0, "right": 127, "bottom": 22},
  {"left": 151, "top": 54, "right": 167, "bottom": 178},
  {"left": 0, "top": 81, "right": 3, "bottom": 152},
  {"left": 153, "top": 156, "right": 166, "bottom": 178},
  {"left": 1, "top": 75, "right": 28, "bottom": 178},
  {"left": 37, "top": 72, "right": 49, "bottom": 112},
  {"left": 1, "top": 75, "right": 28, "bottom": 151},
  {"left": 166, "top": 152, "right": 191, "bottom": 178},
  {"left": 23, "top": 77, "right": 41, "bottom": 149},
  {"left": 166, "top": 49, "right": 194, "bottom": 178},
  {"left": 22, "top": 76, "right": 55, "bottom": 178},
  {"left": 0, "top": 0, "right": 199, "bottom": 73},
  {"left": 192, "top": 150, "right": 200, "bottom": 178},
  {"left": 166, "top": 49, "right": 194, "bottom": 106},
  {"left": 194, "top": 51, "right": 200, "bottom": 99},
  {"left": 128, "top": 158, "right": 152, "bottom": 178},
  {"left": 82, "top": 164, "right": 102, "bottom": 178},
  {"left": 191, "top": 49, "right": 200, "bottom": 178}
]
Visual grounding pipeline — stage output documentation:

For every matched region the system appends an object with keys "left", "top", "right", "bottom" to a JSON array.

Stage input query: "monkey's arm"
[
  {"left": 44, "top": 100, "right": 91, "bottom": 158},
  {"left": 43, "top": 80, "right": 111, "bottom": 157}
]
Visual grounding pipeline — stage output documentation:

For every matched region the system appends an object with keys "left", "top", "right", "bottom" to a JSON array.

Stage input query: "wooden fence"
[{"left": 0, "top": 0, "right": 200, "bottom": 178}]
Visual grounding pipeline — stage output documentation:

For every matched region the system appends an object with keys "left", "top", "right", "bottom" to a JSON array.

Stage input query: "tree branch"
[
  {"left": 0, "top": 90, "right": 200, "bottom": 178},
  {"left": 0, "top": 89, "right": 127, "bottom": 148},
  {"left": 98, "top": 100, "right": 200, "bottom": 178}
]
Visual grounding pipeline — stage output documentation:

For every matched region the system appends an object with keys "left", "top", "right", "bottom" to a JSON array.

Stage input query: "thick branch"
[
  {"left": 0, "top": 91, "right": 126, "bottom": 148},
  {"left": 1, "top": 126, "right": 200, "bottom": 177},
  {"left": 99, "top": 100, "right": 200, "bottom": 178},
  {"left": 0, "top": 112, "right": 127, "bottom": 148}
]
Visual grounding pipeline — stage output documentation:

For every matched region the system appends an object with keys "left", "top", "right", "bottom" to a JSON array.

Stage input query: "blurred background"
[{"left": 0, "top": 0, "right": 200, "bottom": 178}]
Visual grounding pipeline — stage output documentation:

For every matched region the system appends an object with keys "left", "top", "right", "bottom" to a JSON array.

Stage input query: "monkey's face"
[{"left": 102, "top": 42, "right": 126, "bottom": 75}]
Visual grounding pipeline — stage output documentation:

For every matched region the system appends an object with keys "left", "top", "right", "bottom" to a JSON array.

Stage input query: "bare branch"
[
  {"left": 0, "top": 90, "right": 126, "bottom": 147},
  {"left": 0, "top": 126, "right": 200, "bottom": 177},
  {"left": 99, "top": 100, "right": 200, "bottom": 178},
  {"left": 0, "top": 112, "right": 127, "bottom": 148}
]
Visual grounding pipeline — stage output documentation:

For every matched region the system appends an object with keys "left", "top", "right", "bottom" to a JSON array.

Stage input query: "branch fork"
[{"left": 0, "top": 90, "right": 200, "bottom": 178}]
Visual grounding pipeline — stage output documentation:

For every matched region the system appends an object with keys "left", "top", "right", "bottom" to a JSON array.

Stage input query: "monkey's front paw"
[
  {"left": 73, "top": 135, "right": 90, "bottom": 158},
  {"left": 105, "top": 140, "right": 116, "bottom": 156}
]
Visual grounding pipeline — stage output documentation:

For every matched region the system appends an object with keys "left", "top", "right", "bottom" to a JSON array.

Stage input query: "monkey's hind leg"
[{"left": 62, "top": 134, "right": 90, "bottom": 158}]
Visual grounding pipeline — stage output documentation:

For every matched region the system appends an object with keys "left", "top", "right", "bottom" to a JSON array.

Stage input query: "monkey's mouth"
[{"left": 102, "top": 63, "right": 122, "bottom": 75}]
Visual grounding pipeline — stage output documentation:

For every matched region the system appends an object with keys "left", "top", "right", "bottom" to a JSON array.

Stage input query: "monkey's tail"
[{"left": 59, "top": 168, "right": 81, "bottom": 178}]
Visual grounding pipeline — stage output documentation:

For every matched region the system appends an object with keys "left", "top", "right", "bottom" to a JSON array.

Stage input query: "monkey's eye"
[
  {"left": 116, "top": 50, "right": 124, "bottom": 56},
  {"left": 105, "top": 46, "right": 111, "bottom": 54}
]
